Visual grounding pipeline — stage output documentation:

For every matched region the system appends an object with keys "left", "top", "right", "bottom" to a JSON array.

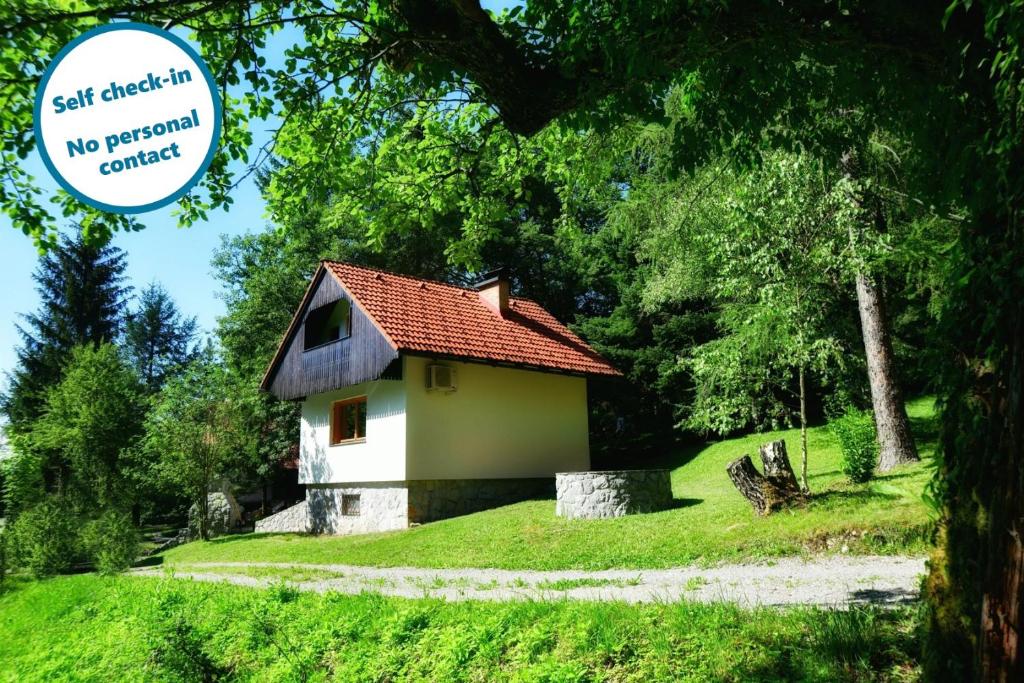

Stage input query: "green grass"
[
  {"left": 170, "top": 564, "right": 346, "bottom": 582},
  {"left": 0, "top": 574, "right": 922, "bottom": 682},
  {"left": 160, "top": 398, "right": 938, "bottom": 571},
  {"left": 535, "top": 576, "right": 643, "bottom": 591}
]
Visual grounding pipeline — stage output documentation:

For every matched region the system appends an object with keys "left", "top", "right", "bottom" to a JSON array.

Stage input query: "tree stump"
[
  {"left": 760, "top": 440, "right": 803, "bottom": 499},
  {"left": 727, "top": 440, "right": 805, "bottom": 516},
  {"left": 726, "top": 455, "right": 772, "bottom": 516}
]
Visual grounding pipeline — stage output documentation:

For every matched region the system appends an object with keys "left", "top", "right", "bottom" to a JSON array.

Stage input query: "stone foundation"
[
  {"left": 556, "top": 470, "right": 672, "bottom": 519},
  {"left": 407, "top": 478, "right": 552, "bottom": 524},
  {"left": 306, "top": 483, "right": 409, "bottom": 534},
  {"left": 257, "top": 478, "right": 554, "bottom": 535}
]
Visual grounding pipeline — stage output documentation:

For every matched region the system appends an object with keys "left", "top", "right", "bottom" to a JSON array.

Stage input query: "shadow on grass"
[
  {"left": 909, "top": 410, "right": 940, "bottom": 449},
  {"left": 665, "top": 497, "right": 704, "bottom": 510},
  {"left": 808, "top": 487, "right": 902, "bottom": 506},
  {"left": 202, "top": 531, "right": 312, "bottom": 545},
  {"left": 736, "top": 606, "right": 921, "bottom": 681},
  {"left": 872, "top": 469, "right": 927, "bottom": 483},
  {"left": 133, "top": 555, "right": 164, "bottom": 568}
]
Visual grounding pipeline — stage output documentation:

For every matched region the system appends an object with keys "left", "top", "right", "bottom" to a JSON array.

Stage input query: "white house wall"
[
  {"left": 404, "top": 355, "right": 590, "bottom": 479},
  {"left": 299, "top": 379, "right": 407, "bottom": 484}
]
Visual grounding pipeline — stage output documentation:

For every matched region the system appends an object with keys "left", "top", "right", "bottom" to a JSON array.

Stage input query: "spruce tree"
[
  {"left": 123, "top": 283, "right": 198, "bottom": 393},
  {"left": 0, "top": 230, "right": 129, "bottom": 430}
]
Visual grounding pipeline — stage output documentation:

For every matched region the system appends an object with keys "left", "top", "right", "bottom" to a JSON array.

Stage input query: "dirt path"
[{"left": 131, "top": 555, "right": 926, "bottom": 608}]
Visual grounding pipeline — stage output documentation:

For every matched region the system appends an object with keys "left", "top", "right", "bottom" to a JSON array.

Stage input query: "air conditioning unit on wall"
[{"left": 426, "top": 364, "right": 457, "bottom": 392}]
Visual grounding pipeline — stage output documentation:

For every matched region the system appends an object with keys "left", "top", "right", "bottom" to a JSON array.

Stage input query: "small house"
[{"left": 260, "top": 262, "right": 620, "bottom": 534}]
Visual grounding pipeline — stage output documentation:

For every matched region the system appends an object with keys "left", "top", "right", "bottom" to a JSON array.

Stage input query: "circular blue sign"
[{"left": 34, "top": 22, "right": 222, "bottom": 214}]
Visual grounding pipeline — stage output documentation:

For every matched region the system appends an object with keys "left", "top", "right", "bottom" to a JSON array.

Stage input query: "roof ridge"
[
  {"left": 322, "top": 262, "right": 542, "bottom": 307},
  {"left": 322, "top": 260, "right": 478, "bottom": 293}
]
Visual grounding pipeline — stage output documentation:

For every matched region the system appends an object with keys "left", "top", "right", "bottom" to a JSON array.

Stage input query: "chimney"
[{"left": 476, "top": 267, "right": 510, "bottom": 317}]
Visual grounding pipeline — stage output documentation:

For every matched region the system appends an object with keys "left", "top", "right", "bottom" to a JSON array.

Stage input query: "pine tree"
[
  {"left": 123, "top": 283, "right": 198, "bottom": 392},
  {"left": 0, "top": 230, "right": 129, "bottom": 429}
]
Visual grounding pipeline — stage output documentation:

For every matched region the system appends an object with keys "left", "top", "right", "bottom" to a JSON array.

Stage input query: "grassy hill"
[
  {"left": 1, "top": 403, "right": 937, "bottom": 681},
  {"left": 161, "top": 398, "right": 938, "bottom": 570},
  {"left": 0, "top": 574, "right": 921, "bottom": 681}
]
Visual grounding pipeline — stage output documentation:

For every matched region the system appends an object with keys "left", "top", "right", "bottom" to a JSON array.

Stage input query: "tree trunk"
[
  {"left": 199, "top": 494, "right": 209, "bottom": 541},
  {"left": 728, "top": 440, "right": 805, "bottom": 515},
  {"left": 798, "top": 366, "right": 810, "bottom": 492},
  {"left": 760, "top": 440, "right": 803, "bottom": 500},
  {"left": 727, "top": 455, "right": 773, "bottom": 516},
  {"left": 855, "top": 271, "right": 920, "bottom": 471},
  {"left": 975, "top": 286, "right": 1024, "bottom": 681},
  {"left": 840, "top": 149, "right": 919, "bottom": 472}
]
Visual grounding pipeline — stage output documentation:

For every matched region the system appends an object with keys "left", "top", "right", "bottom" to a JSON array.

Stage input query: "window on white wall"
[
  {"left": 330, "top": 396, "right": 367, "bottom": 445},
  {"left": 342, "top": 494, "right": 361, "bottom": 516}
]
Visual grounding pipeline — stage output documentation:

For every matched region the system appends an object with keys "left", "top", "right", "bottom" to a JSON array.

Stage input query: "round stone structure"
[{"left": 555, "top": 469, "right": 673, "bottom": 519}]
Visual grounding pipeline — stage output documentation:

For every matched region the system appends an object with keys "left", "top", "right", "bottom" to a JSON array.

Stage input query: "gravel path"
[{"left": 131, "top": 555, "right": 926, "bottom": 608}]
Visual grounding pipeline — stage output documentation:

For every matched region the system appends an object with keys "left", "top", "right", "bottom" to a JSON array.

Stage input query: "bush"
[
  {"left": 830, "top": 408, "right": 879, "bottom": 483},
  {"left": 0, "top": 523, "right": 8, "bottom": 591},
  {"left": 0, "top": 446, "right": 45, "bottom": 517},
  {"left": 81, "top": 509, "right": 140, "bottom": 574},
  {"left": 8, "top": 498, "right": 81, "bottom": 577},
  {"left": 147, "top": 589, "right": 228, "bottom": 681}
]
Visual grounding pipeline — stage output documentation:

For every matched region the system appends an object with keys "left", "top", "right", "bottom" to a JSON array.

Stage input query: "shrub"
[
  {"left": 810, "top": 606, "right": 882, "bottom": 671},
  {"left": 81, "top": 509, "right": 140, "bottom": 574},
  {"left": 0, "top": 446, "right": 45, "bottom": 517},
  {"left": 0, "top": 523, "right": 8, "bottom": 591},
  {"left": 147, "top": 589, "right": 228, "bottom": 681},
  {"left": 830, "top": 408, "right": 879, "bottom": 483},
  {"left": 8, "top": 498, "right": 80, "bottom": 577}
]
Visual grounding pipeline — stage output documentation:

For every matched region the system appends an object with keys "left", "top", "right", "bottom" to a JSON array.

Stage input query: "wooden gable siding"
[{"left": 267, "top": 271, "right": 399, "bottom": 400}]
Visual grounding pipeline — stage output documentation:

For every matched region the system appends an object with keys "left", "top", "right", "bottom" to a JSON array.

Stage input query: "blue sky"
[{"left": 0, "top": 26, "right": 295, "bottom": 383}]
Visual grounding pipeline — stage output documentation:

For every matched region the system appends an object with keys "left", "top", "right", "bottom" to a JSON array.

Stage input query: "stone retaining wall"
[
  {"left": 254, "top": 500, "right": 310, "bottom": 533},
  {"left": 556, "top": 470, "right": 672, "bottom": 519}
]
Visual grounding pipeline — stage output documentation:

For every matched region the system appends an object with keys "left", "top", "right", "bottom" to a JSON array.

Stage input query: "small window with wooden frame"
[{"left": 330, "top": 396, "right": 367, "bottom": 445}]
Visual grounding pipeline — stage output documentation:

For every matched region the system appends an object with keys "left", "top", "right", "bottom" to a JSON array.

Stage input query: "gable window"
[
  {"left": 304, "top": 299, "right": 351, "bottom": 350},
  {"left": 330, "top": 397, "right": 367, "bottom": 445}
]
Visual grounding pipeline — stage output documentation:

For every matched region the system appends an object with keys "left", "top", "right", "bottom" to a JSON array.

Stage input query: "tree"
[
  {"left": 123, "top": 283, "right": 198, "bottom": 393},
  {"left": 1, "top": 231, "right": 129, "bottom": 430},
  {"left": 214, "top": 136, "right": 686, "bottom": 463},
  {"left": 144, "top": 353, "right": 242, "bottom": 541},
  {"left": 0, "top": 432, "right": 43, "bottom": 519},
  {"left": 5, "top": 2, "right": 1024, "bottom": 676},
  {"left": 841, "top": 149, "right": 920, "bottom": 472},
  {"left": 638, "top": 154, "right": 849, "bottom": 490},
  {"left": 25, "top": 343, "right": 145, "bottom": 510}
]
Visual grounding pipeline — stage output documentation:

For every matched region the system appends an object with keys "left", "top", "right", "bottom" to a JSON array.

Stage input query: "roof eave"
[
  {"left": 399, "top": 349, "right": 621, "bottom": 379},
  {"left": 259, "top": 264, "right": 329, "bottom": 393}
]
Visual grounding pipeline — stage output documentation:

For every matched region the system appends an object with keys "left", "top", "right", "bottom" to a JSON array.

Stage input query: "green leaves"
[
  {"left": 27, "top": 343, "right": 145, "bottom": 510},
  {"left": 635, "top": 152, "right": 853, "bottom": 434}
]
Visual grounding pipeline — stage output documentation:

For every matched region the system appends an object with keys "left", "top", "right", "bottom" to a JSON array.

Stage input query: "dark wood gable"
[{"left": 263, "top": 267, "right": 399, "bottom": 400}]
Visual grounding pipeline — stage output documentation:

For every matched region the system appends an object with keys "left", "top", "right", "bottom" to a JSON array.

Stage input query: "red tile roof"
[{"left": 323, "top": 261, "right": 621, "bottom": 377}]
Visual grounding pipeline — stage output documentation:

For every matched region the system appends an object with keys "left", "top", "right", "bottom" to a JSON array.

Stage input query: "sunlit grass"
[
  {"left": 160, "top": 398, "right": 938, "bottom": 571},
  {"left": 0, "top": 574, "right": 922, "bottom": 682}
]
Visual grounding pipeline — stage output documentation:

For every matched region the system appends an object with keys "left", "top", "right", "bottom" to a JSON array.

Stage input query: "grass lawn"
[
  {"left": 160, "top": 398, "right": 938, "bottom": 571},
  {"left": 0, "top": 574, "right": 922, "bottom": 682}
]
